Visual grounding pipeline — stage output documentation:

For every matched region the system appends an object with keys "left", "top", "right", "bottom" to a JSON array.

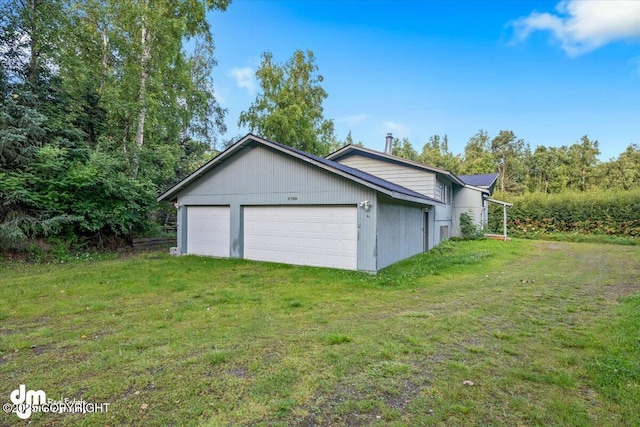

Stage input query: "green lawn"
[{"left": 1, "top": 240, "right": 639, "bottom": 426}]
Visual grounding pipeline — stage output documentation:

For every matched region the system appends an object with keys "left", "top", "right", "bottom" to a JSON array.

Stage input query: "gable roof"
[
  {"left": 458, "top": 173, "right": 499, "bottom": 193},
  {"left": 158, "top": 134, "right": 441, "bottom": 206},
  {"left": 326, "top": 144, "right": 466, "bottom": 186}
]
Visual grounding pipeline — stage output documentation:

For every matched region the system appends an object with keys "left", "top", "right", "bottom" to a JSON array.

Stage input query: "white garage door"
[
  {"left": 244, "top": 206, "right": 357, "bottom": 270},
  {"left": 187, "top": 206, "right": 230, "bottom": 257}
]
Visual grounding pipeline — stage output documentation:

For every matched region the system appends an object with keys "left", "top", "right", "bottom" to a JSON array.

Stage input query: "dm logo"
[{"left": 10, "top": 384, "right": 46, "bottom": 419}]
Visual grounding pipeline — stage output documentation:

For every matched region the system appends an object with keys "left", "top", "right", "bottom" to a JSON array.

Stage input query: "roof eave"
[
  {"left": 157, "top": 134, "right": 256, "bottom": 202},
  {"left": 463, "top": 184, "right": 491, "bottom": 195},
  {"left": 326, "top": 143, "right": 351, "bottom": 159},
  {"left": 487, "top": 198, "right": 513, "bottom": 207},
  {"left": 325, "top": 144, "right": 355, "bottom": 161},
  {"left": 390, "top": 192, "right": 443, "bottom": 206}
]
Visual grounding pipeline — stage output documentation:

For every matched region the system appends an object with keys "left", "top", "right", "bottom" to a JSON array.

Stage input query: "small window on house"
[
  {"left": 436, "top": 181, "right": 444, "bottom": 202},
  {"left": 444, "top": 184, "right": 452, "bottom": 204},
  {"left": 436, "top": 181, "right": 452, "bottom": 204}
]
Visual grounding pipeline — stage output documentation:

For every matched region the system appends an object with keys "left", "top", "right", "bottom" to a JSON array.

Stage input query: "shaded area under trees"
[{"left": 0, "top": 0, "right": 230, "bottom": 250}]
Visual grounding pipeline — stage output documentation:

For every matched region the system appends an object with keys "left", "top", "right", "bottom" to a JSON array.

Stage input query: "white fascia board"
[
  {"left": 487, "top": 198, "right": 513, "bottom": 207},
  {"left": 463, "top": 184, "right": 491, "bottom": 194},
  {"left": 390, "top": 192, "right": 443, "bottom": 207}
]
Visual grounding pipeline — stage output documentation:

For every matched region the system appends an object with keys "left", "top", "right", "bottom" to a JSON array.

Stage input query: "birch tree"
[
  {"left": 0, "top": 0, "right": 232, "bottom": 246},
  {"left": 490, "top": 130, "right": 529, "bottom": 193}
]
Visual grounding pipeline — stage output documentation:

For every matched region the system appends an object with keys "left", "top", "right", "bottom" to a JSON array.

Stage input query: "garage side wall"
[
  {"left": 177, "top": 205, "right": 187, "bottom": 254},
  {"left": 176, "top": 144, "right": 378, "bottom": 272},
  {"left": 376, "top": 196, "right": 425, "bottom": 270}
]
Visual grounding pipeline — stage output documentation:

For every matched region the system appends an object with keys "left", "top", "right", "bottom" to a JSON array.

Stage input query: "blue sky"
[{"left": 208, "top": 0, "right": 640, "bottom": 160}]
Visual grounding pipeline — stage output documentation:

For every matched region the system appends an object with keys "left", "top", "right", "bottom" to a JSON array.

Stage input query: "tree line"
[
  {"left": 238, "top": 50, "right": 639, "bottom": 196},
  {"left": 388, "top": 131, "right": 640, "bottom": 194},
  {"left": 1, "top": 2, "right": 637, "bottom": 252},
  {"left": 1, "top": 0, "right": 229, "bottom": 248}
]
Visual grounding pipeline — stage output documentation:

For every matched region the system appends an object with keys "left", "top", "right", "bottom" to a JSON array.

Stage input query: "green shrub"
[
  {"left": 459, "top": 211, "right": 483, "bottom": 240},
  {"left": 0, "top": 146, "right": 157, "bottom": 249},
  {"left": 488, "top": 190, "right": 640, "bottom": 238}
]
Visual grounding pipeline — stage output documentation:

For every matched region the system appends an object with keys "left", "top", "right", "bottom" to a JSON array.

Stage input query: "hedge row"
[{"left": 488, "top": 190, "right": 640, "bottom": 237}]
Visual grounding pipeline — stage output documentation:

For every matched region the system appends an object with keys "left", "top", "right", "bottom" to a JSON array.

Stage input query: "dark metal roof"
[
  {"left": 263, "top": 137, "right": 438, "bottom": 202},
  {"left": 458, "top": 173, "right": 499, "bottom": 188}
]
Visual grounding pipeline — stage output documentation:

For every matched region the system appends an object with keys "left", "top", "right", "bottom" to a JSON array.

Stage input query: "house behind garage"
[
  {"left": 326, "top": 136, "right": 497, "bottom": 243},
  {"left": 158, "top": 134, "right": 497, "bottom": 273}
]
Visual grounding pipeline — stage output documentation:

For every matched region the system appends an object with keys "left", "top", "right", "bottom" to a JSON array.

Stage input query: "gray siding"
[
  {"left": 433, "top": 204, "right": 453, "bottom": 242},
  {"left": 358, "top": 200, "right": 377, "bottom": 273},
  {"left": 376, "top": 196, "right": 425, "bottom": 270},
  {"left": 176, "top": 144, "right": 378, "bottom": 272},
  {"left": 338, "top": 154, "right": 437, "bottom": 198},
  {"left": 426, "top": 206, "right": 436, "bottom": 251},
  {"left": 452, "top": 187, "right": 485, "bottom": 236},
  {"left": 335, "top": 152, "right": 482, "bottom": 245},
  {"left": 177, "top": 205, "right": 187, "bottom": 254}
]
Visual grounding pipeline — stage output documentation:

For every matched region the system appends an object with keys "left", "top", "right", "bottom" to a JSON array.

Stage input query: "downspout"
[{"left": 503, "top": 204, "right": 508, "bottom": 241}]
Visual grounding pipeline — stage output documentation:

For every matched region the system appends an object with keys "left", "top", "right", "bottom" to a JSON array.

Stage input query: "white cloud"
[
  {"left": 511, "top": 0, "right": 640, "bottom": 56},
  {"left": 228, "top": 67, "right": 256, "bottom": 95},
  {"left": 337, "top": 113, "right": 367, "bottom": 125},
  {"left": 381, "top": 121, "right": 410, "bottom": 138}
]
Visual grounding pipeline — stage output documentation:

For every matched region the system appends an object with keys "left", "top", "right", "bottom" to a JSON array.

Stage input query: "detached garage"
[{"left": 158, "top": 134, "right": 440, "bottom": 272}]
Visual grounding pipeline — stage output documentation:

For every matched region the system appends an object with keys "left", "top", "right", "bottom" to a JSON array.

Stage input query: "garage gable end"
[
  {"left": 172, "top": 141, "right": 379, "bottom": 272},
  {"left": 177, "top": 143, "right": 376, "bottom": 206},
  {"left": 160, "top": 134, "right": 435, "bottom": 206}
]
